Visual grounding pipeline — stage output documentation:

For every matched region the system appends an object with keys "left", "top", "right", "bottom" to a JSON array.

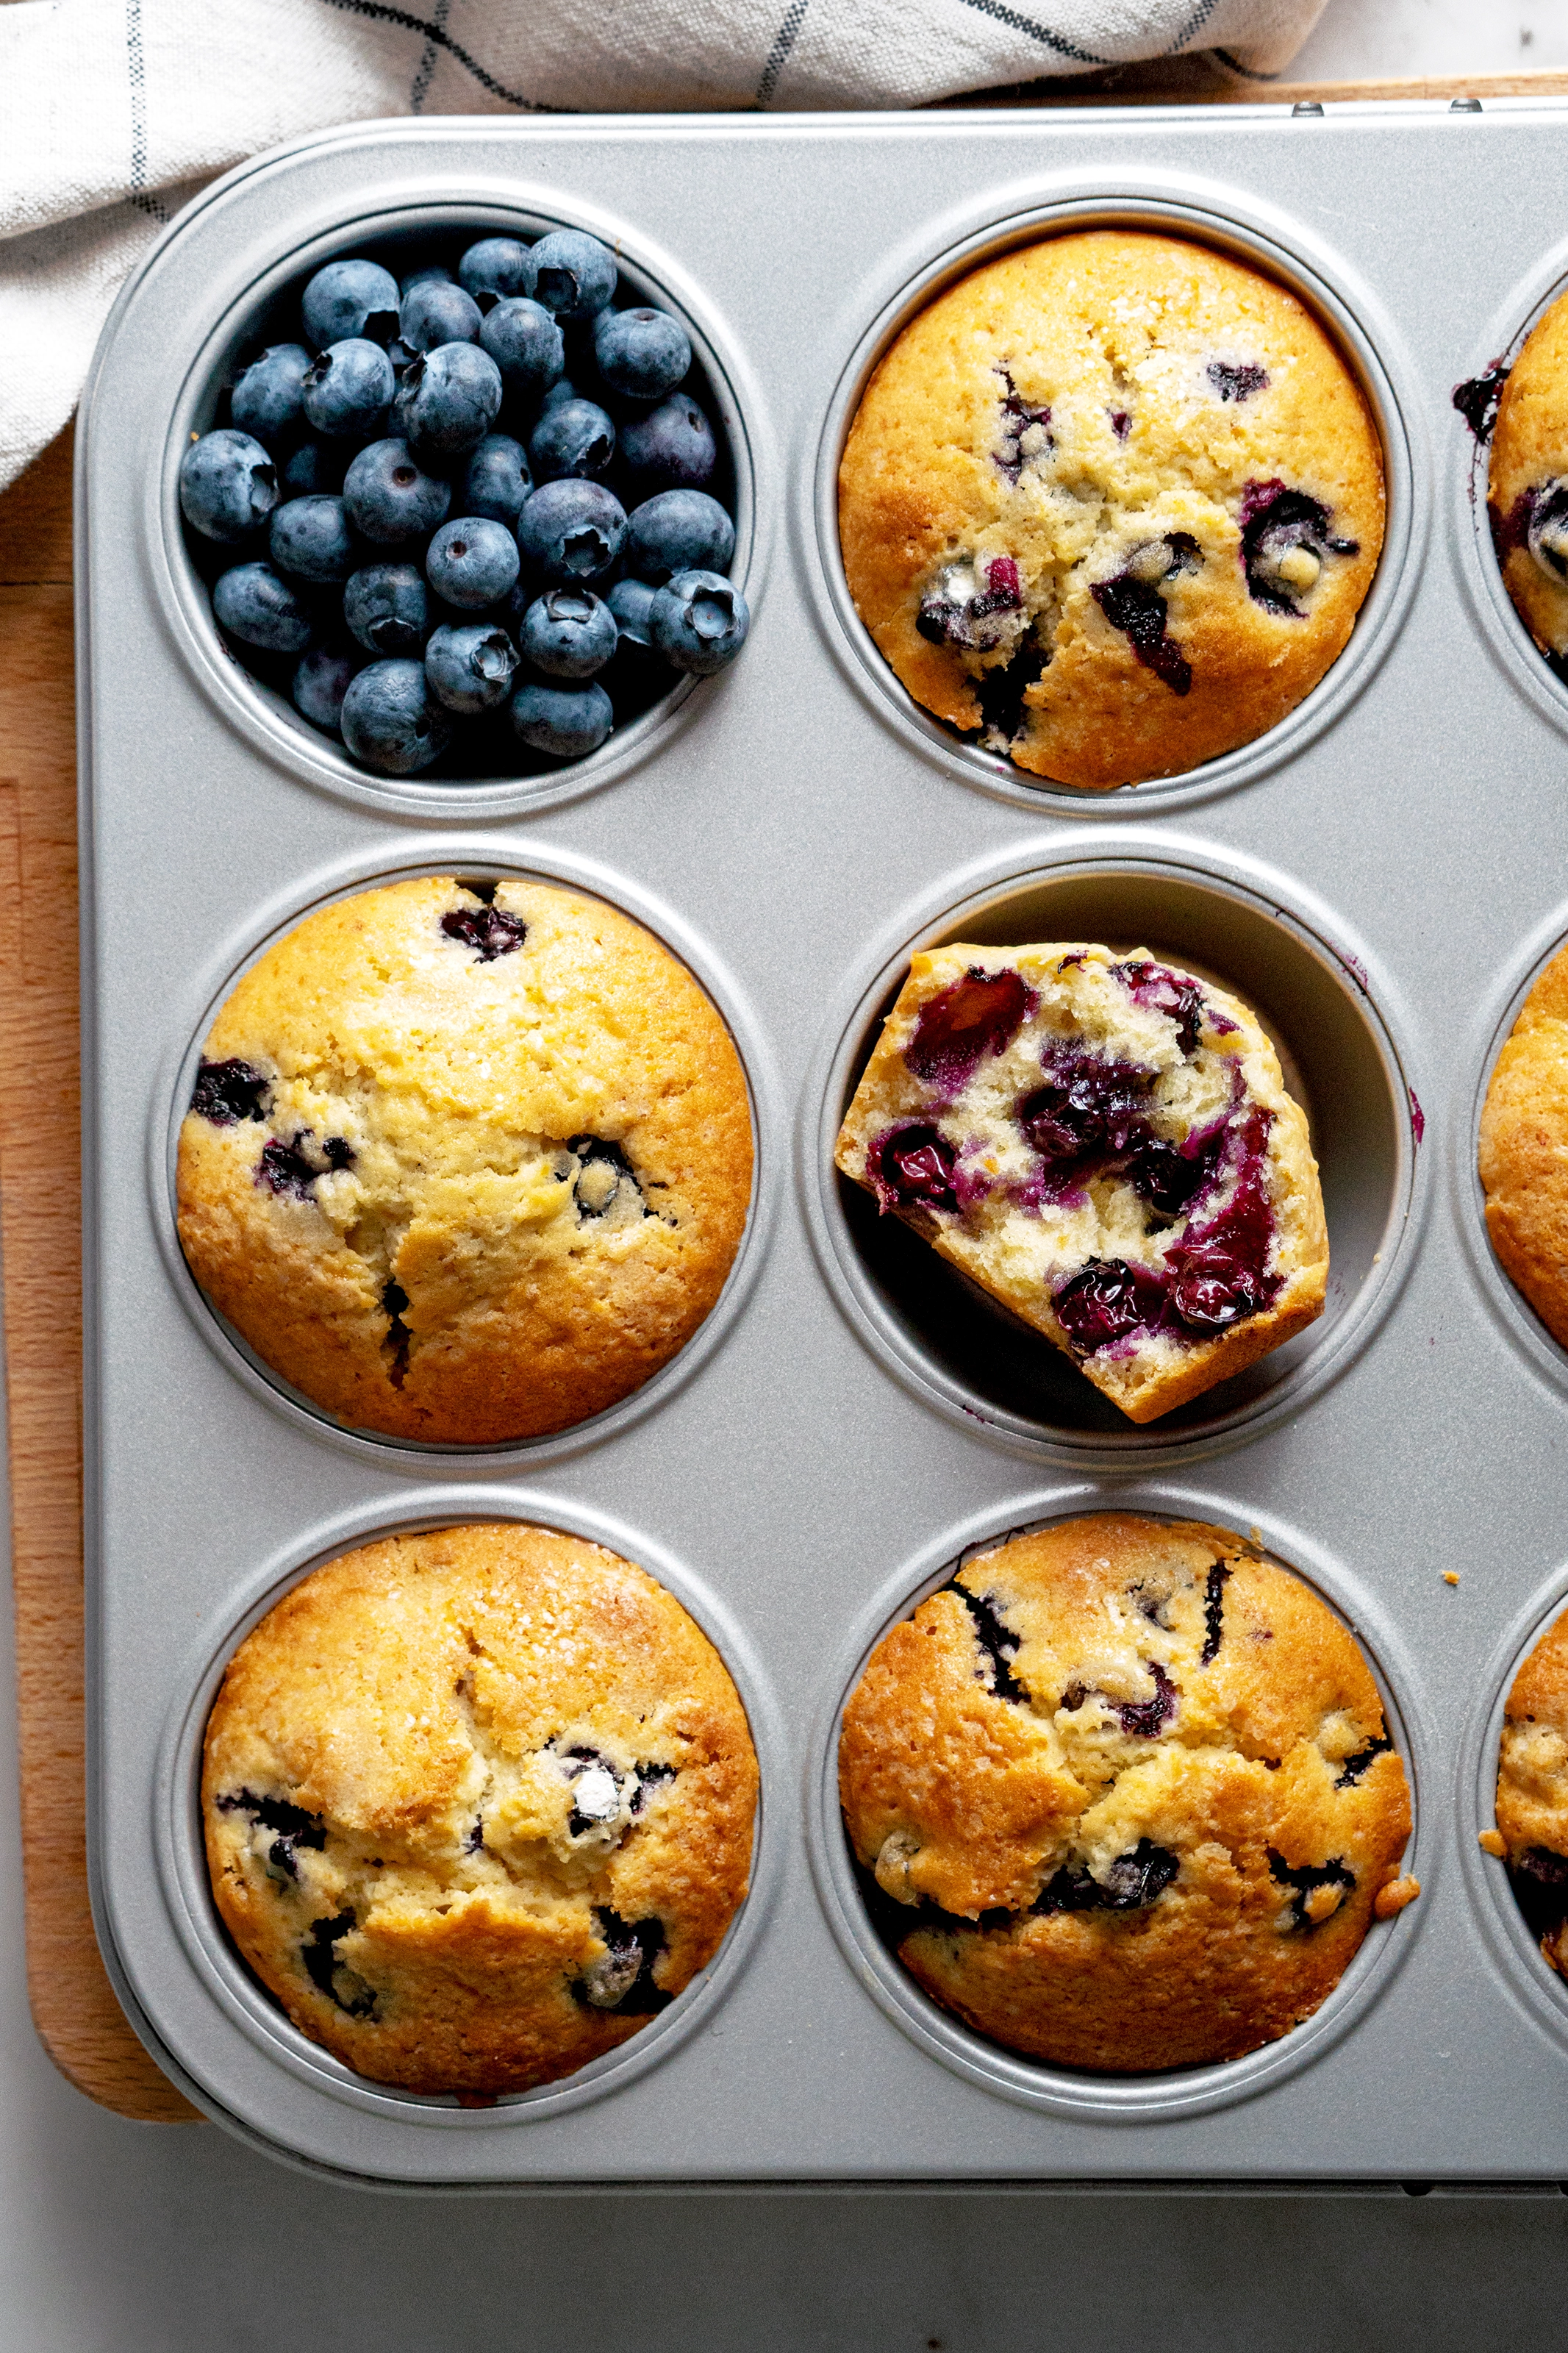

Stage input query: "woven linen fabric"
[{"left": 0, "top": 0, "right": 1329, "bottom": 494}]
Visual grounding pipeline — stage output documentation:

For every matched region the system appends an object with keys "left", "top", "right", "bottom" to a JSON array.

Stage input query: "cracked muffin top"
[
  {"left": 175, "top": 875, "right": 753, "bottom": 1444},
  {"left": 202, "top": 1521, "right": 759, "bottom": 2096},
  {"left": 834, "top": 942, "right": 1328, "bottom": 1424},
  {"left": 837, "top": 229, "right": 1384, "bottom": 790},
  {"left": 1488, "top": 288, "right": 1568, "bottom": 672},
  {"left": 839, "top": 1513, "right": 1416, "bottom": 2073},
  {"left": 1479, "top": 937, "right": 1568, "bottom": 1352},
  {"left": 1494, "top": 1603, "right": 1568, "bottom": 1979}
]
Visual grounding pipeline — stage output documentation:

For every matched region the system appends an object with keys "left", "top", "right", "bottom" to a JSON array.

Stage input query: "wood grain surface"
[
  {"left": 0, "top": 428, "right": 201, "bottom": 2121},
  {"left": 0, "top": 68, "right": 1553, "bottom": 2125}
]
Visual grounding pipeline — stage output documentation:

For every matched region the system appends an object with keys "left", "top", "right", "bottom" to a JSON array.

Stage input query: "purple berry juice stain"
[{"left": 906, "top": 967, "right": 1034, "bottom": 1096}]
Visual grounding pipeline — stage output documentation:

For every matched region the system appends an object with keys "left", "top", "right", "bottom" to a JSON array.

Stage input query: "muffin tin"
[{"left": 74, "top": 103, "right": 1568, "bottom": 2183}]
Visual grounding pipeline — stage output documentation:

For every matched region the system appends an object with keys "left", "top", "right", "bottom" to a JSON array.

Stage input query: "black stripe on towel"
[
  {"left": 952, "top": 0, "right": 1112, "bottom": 69},
  {"left": 756, "top": 0, "right": 809, "bottom": 107},
  {"left": 310, "top": 0, "right": 568, "bottom": 113}
]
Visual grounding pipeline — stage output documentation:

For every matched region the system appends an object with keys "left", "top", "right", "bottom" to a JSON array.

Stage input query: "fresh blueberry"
[
  {"left": 478, "top": 299, "right": 565, "bottom": 403},
  {"left": 401, "top": 263, "right": 452, "bottom": 296},
  {"left": 457, "top": 236, "right": 536, "bottom": 310},
  {"left": 212, "top": 561, "right": 314, "bottom": 653},
  {"left": 619, "top": 393, "right": 717, "bottom": 492},
  {"left": 230, "top": 345, "right": 312, "bottom": 451},
  {"left": 426, "top": 515, "right": 519, "bottom": 609},
  {"left": 342, "top": 438, "right": 451, "bottom": 544},
  {"left": 518, "top": 587, "right": 617, "bottom": 677},
  {"left": 648, "top": 569, "right": 749, "bottom": 675},
  {"left": 529, "top": 229, "right": 617, "bottom": 323},
  {"left": 625, "top": 489, "right": 734, "bottom": 585},
  {"left": 301, "top": 258, "right": 400, "bottom": 351},
  {"left": 607, "top": 576, "right": 660, "bottom": 653},
  {"left": 179, "top": 429, "right": 279, "bottom": 543},
  {"left": 269, "top": 495, "right": 357, "bottom": 583},
  {"left": 301, "top": 339, "right": 395, "bottom": 440},
  {"left": 529, "top": 398, "right": 615, "bottom": 482},
  {"left": 460, "top": 434, "right": 532, "bottom": 529},
  {"left": 291, "top": 642, "right": 359, "bottom": 734},
  {"left": 515, "top": 479, "right": 626, "bottom": 582},
  {"left": 340, "top": 659, "right": 453, "bottom": 774},
  {"left": 343, "top": 563, "right": 428, "bottom": 655},
  {"left": 539, "top": 376, "right": 579, "bottom": 415},
  {"left": 425, "top": 621, "right": 519, "bottom": 713},
  {"left": 398, "top": 278, "right": 482, "bottom": 353},
  {"left": 395, "top": 342, "right": 503, "bottom": 463},
  {"left": 511, "top": 678, "right": 614, "bottom": 758},
  {"left": 593, "top": 307, "right": 691, "bottom": 402},
  {"left": 279, "top": 438, "right": 343, "bottom": 495}
]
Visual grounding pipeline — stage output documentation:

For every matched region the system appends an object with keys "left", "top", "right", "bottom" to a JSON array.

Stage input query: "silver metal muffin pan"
[{"left": 73, "top": 104, "right": 1568, "bottom": 2183}]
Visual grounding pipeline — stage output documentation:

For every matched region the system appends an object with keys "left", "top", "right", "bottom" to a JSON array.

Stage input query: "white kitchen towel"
[{"left": 0, "top": 0, "right": 1330, "bottom": 493}]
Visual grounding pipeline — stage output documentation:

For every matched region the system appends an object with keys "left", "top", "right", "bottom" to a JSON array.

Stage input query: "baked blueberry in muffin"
[
  {"left": 838, "top": 1513, "right": 1417, "bottom": 2073},
  {"left": 837, "top": 229, "right": 1383, "bottom": 789},
  {"left": 1488, "top": 290, "right": 1568, "bottom": 682},
  {"left": 1479, "top": 936, "right": 1568, "bottom": 1348},
  {"left": 176, "top": 876, "right": 752, "bottom": 1443},
  {"left": 834, "top": 942, "right": 1328, "bottom": 1423},
  {"left": 202, "top": 1522, "right": 759, "bottom": 2096}
]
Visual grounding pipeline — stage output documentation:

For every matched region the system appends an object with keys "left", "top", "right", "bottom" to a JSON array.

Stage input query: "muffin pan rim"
[
  {"left": 1453, "top": 890, "right": 1568, "bottom": 1408},
  {"left": 150, "top": 179, "right": 772, "bottom": 823},
  {"left": 801, "top": 168, "right": 1425, "bottom": 819},
  {"left": 804, "top": 1479, "right": 1432, "bottom": 2124},
  {"left": 1450, "top": 226, "right": 1568, "bottom": 748},
  {"left": 1456, "top": 1566, "right": 1568, "bottom": 2062},
  {"left": 150, "top": 1485, "right": 787, "bottom": 2132},
  {"left": 798, "top": 827, "right": 1428, "bottom": 1469},
  {"left": 145, "top": 838, "right": 784, "bottom": 1472}
]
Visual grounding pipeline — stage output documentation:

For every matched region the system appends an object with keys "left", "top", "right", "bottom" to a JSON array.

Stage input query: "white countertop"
[{"left": 8, "top": 7, "right": 1568, "bottom": 2340}]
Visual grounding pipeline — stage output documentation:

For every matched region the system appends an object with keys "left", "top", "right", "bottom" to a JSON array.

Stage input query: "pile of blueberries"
[{"left": 177, "top": 228, "right": 750, "bottom": 778}]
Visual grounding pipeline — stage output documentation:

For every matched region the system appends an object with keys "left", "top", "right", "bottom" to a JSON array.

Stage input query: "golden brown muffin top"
[
  {"left": 176, "top": 876, "right": 753, "bottom": 1443},
  {"left": 1489, "top": 289, "right": 1568, "bottom": 660},
  {"left": 203, "top": 1523, "right": 759, "bottom": 2094},
  {"left": 838, "top": 229, "right": 1383, "bottom": 789}
]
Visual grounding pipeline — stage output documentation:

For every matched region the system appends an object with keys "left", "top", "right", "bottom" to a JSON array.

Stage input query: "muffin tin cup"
[
  {"left": 148, "top": 1488, "right": 787, "bottom": 2146},
  {"left": 1452, "top": 892, "right": 1568, "bottom": 1407},
  {"left": 800, "top": 830, "right": 1428, "bottom": 1468},
  {"left": 806, "top": 1481, "right": 1432, "bottom": 2124},
  {"left": 1450, "top": 232, "right": 1568, "bottom": 746},
  {"left": 1456, "top": 1569, "right": 1568, "bottom": 2062},
  {"left": 81, "top": 108, "right": 1568, "bottom": 2184},
  {"left": 149, "top": 177, "right": 772, "bottom": 821},
  {"left": 801, "top": 168, "right": 1427, "bottom": 818},
  {"left": 146, "top": 837, "right": 784, "bottom": 1472}
]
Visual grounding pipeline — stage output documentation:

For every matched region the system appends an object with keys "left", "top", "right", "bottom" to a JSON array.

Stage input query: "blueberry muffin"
[
  {"left": 1479, "top": 939, "right": 1568, "bottom": 1348},
  {"left": 839, "top": 1513, "right": 1417, "bottom": 2074},
  {"left": 203, "top": 1522, "right": 759, "bottom": 2096},
  {"left": 838, "top": 229, "right": 1383, "bottom": 790},
  {"left": 176, "top": 876, "right": 752, "bottom": 1443},
  {"left": 1488, "top": 290, "right": 1568, "bottom": 674},
  {"left": 834, "top": 943, "right": 1328, "bottom": 1423},
  {"left": 1494, "top": 1604, "right": 1568, "bottom": 1976}
]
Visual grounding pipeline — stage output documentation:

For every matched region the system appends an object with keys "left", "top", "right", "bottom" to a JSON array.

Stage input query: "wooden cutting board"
[{"left": 4, "top": 66, "right": 1564, "bottom": 2123}]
